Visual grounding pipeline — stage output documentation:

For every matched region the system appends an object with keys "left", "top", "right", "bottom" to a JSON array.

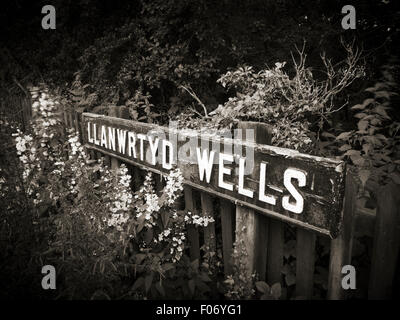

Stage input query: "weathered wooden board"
[{"left": 81, "top": 112, "right": 346, "bottom": 238}]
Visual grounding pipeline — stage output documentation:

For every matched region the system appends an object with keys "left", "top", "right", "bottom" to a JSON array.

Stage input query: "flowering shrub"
[
  {"left": 11, "top": 88, "right": 219, "bottom": 299},
  {"left": 209, "top": 43, "right": 364, "bottom": 153},
  {"left": 0, "top": 115, "right": 44, "bottom": 298},
  {"left": 336, "top": 63, "right": 400, "bottom": 191},
  {"left": 224, "top": 224, "right": 256, "bottom": 300}
]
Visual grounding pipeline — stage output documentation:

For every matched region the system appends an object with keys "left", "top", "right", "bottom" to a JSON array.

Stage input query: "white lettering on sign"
[
  {"left": 218, "top": 153, "right": 234, "bottom": 191},
  {"left": 108, "top": 127, "right": 116, "bottom": 151},
  {"left": 93, "top": 123, "right": 100, "bottom": 145},
  {"left": 238, "top": 157, "right": 253, "bottom": 198},
  {"left": 117, "top": 129, "right": 127, "bottom": 154},
  {"left": 85, "top": 121, "right": 311, "bottom": 215},
  {"left": 137, "top": 134, "right": 146, "bottom": 161},
  {"left": 148, "top": 136, "right": 159, "bottom": 165},
  {"left": 87, "top": 122, "right": 94, "bottom": 143},
  {"left": 128, "top": 132, "right": 136, "bottom": 158},
  {"left": 162, "top": 140, "right": 173, "bottom": 169},
  {"left": 282, "top": 168, "right": 307, "bottom": 214},
  {"left": 83, "top": 115, "right": 346, "bottom": 237},
  {"left": 100, "top": 125, "right": 107, "bottom": 148},
  {"left": 196, "top": 147, "right": 215, "bottom": 183},
  {"left": 259, "top": 162, "right": 277, "bottom": 206}
]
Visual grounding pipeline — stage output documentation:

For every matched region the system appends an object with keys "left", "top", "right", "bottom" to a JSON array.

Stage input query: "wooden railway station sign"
[{"left": 82, "top": 113, "right": 346, "bottom": 238}]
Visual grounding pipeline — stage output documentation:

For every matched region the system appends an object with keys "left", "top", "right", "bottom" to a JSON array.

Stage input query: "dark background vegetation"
[{"left": 1, "top": 0, "right": 399, "bottom": 113}]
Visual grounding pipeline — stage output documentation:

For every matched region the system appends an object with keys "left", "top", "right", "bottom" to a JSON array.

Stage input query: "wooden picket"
[
  {"left": 368, "top": 183, "right": 400, "bottom": 299},
  {"left": 0, "top": 93, "right": 32, "bottom": 130},
  {"left": 60, "top": 105, "right": 399, "bottom": 300},
  {"left": 235, "top": 121, "right": 270, "bottom": 280}
]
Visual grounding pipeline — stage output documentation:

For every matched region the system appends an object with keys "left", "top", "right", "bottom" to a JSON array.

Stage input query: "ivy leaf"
[
  {"left": 144, "top": 228, "right": 153, "bottom": 244},
  {"left": 255, "top": 281, "right": 270, "bottom": 294},
  {"left": 375, "top": 134, "right": 387, "bottom": 142},
  {"left": 285, "top": 272, "right": 296, "bottom": 286},
  {"left": 339, "top": 144, "right": 351, "bottom": 152},
  {"left": 374, "top": 91, "right": 391, "bottom": 99},
  {"left": 195, "top": 279, "right": 210, "bottom": 293},
  {"left": 390, "top": 172, "right": 400, "bottom": 185},
  {"left": 357, "top": 121, "right": 368, "bottom": 132},
  {"left": 344, "top": 149, "right": 360, "bottom": 157},
  {"left": 155, "top": 282, "right": 165, "bottom": 296},
  {"left": 135, "top": 253, "right": 146, "bottom": 265},
  {"left": 321, "top": 131, "right": 336, "bottom": 139},
  {"left": 271, "top": 283, "right": 282, "bottom": 299},
  {"left": 130, "top": 109, "right": 139, "bottom": 120},
  {"left": 37, "top": 203, "right": 50, "bottom": 217},
  {"left": 188, "top": 279, "right": 196, "bottom": 295},
  {"left": 162, "top": 263, "right": 175, "bottom": 272},
  {"left": 132, "top": 276, "right": 144, "bottom": 291},
  {"left": 336, "top": 131, "right": 352, "bottom": 141},
  {"left": 260, "top": 293, "right": 272, "bottom": 300},
  {"left": 137, "top": 214, "right": 146, "bottom": 233},
  {"left": 350, "top": 154, "right": 365, "bottom": 167},
  {"left": 358, "top": 169, "right": 370, "bottom": 188},
  {"left": 354, "top": 112, "right": 367, "bottom": 119},
  {"left": 190, "top": 259, "right": 199, "bottom": 270},
  {"left": 199, "top": 273, "right": 212, "bottom": 282},
  {"left": 362, "top": 144, "right": 371, "bottom": 155},
  {"left": 145, "top": 273, "right": 154, "bottom": 293},
  {"left": 351, "top": 104, "right": 365, "bottom": 110},
  {"left": 161, "top": 211, "right": 171, "bottom": 228},
  {"left": 283, "top": 240, "right": 296, "bottom": 258},
  {"left": 361, "top": 98, "right": 375, "bottom": 108},
  {"left": 374, "top": 106, "right": 390, "bottom": 119}
]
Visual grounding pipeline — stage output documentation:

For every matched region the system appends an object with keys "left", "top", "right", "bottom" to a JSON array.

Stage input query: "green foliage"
[
  {"left": 127, "top": 89, "right": 159, "bottom": 123},
  {"left": 336, "top": 63, "right": 400, "bottom": 190},
  {"left": 255, "top": 281, "right": 282, "bottom": 300},
  {"left": 224, "top": 224, "right": 256, "bottom": 300},
  {"left": 209, "top": 43, "right": 364, "bottom": 152}
]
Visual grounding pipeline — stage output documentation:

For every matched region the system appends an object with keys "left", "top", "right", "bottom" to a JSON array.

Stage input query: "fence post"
[
  {"left": 184, "top": 186, "right": 201, "bottom": 263},
  {"left": 108, "top": 106, "right": 120, "bottom": 169},
  {"left": 267, "top": 219, "right": 284, "bottom": 285},
  {"left": 368, "top": 182, "right": 400, "bottom": 299},
  {"left": 235, "top": 121, "right": 271, "bottom": 281},
  {"left": 22, "top": 94, "right": 32, "bottom": 130},
  {"left": 327, "top": 170, "right": 357, "bottom": 300},
  {"left": 221, "top": 199, "right": 234, "bottom": 275},
  {"left": 201, "top": 193, "right": 217, "bottom": 255},
  {"left": 295, "top": 229, "right": 316, "bottom": 299}
]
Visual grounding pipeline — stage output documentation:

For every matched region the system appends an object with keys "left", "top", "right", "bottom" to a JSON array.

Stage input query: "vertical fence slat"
[
  {"left": 235, "top": 121, "right": 270, "bottom": 280},
  {"left": 296, "top": 229, "right": 316, "bottom": 299},
  {"left": 63, "top": 105, "right": 68, "bottom": 130},
  {"left": 327, "top": 171, "right": 357, "bottom": 300},
  {"left": 108, "top": 106, "right": 119, "bottom": 169},
  {"left": 235, "top": 206, "right": 269, "bottom": 280},
  {"left": 267, "top": 219, "right": 284, "bottom": 285},
  {"left": 74, "top": 110, "right": 83, "bottom": 143},
  {"left": 132, "top": 166, "right": 142, "bottom": 191},
  {"left": 200, "top": 193, "right": 216, "bottom": 253},
  {"left": 220, "top": 199, "right": 234, "bottom": 275},
  {"left": 184, "top": 186, "right": 200, "bottom": 262},
  {"left": 68, "top": 111, "right": 74, "bottom": 129},
  {"left": 368, "top": 183, "right": 400, "bottom": 299},
  {"left": 155, "top": 173, "right": 164, "bottom": 193},
  {"left": 22, "top": 95, "right": 31, "bottom": 130}
]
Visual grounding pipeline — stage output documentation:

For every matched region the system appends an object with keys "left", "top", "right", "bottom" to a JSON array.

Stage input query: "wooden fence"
[
  {"left": 0, "top": 90, "right": 32, "bottom": 130},
  {"left": 62, "top": 105, "right": 399, "bottom": 300}
]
